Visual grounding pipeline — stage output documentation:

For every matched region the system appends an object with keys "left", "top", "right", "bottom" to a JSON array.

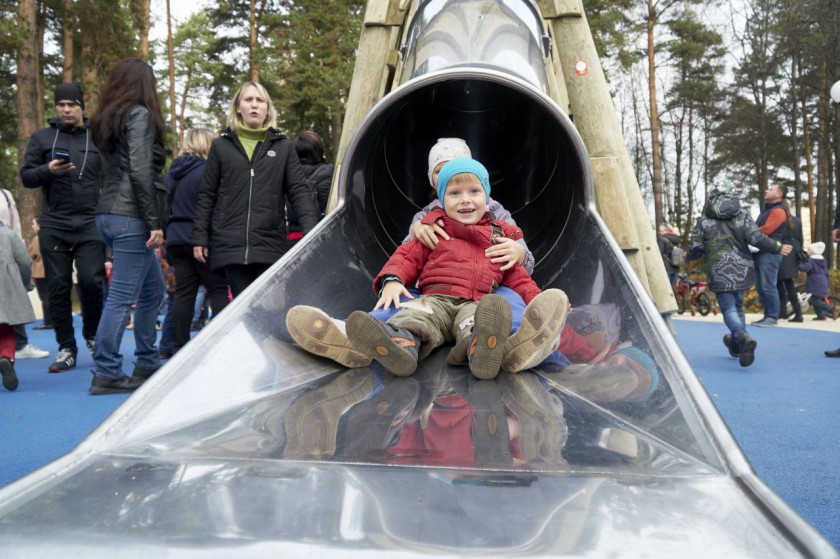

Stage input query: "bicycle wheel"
[{"left": 696, "top": 292, "right": 712, "bottom": 316}]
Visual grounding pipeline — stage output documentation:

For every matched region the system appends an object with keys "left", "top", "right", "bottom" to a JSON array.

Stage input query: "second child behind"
[{"left": 343, "top": 158, "right": 567, "bottom": 380}]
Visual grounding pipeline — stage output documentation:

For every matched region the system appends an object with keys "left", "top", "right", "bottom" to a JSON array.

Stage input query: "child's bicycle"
[{"left": 674, "top": 273, "right": 714, "bottom": 316}]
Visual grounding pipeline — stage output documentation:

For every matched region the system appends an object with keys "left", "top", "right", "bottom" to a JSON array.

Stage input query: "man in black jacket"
[{"left": 19, "top": 83, "right": 105, "bottom": 373}]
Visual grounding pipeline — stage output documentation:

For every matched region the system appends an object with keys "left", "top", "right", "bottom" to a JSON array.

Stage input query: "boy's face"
[{"left": 442, "top": 174, "right": 487, "bottom": 224}]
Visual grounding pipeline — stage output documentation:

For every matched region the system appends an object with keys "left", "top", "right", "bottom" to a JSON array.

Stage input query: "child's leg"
[
  {"left": 810, "top": 295, "right": 834, "bottom": 318},
  {"left": 502, "top": 289, "right": 570, "bottom": 373},
  {"left": 347, "top": 300, "right": 449, "bottom": 377},
  {"left": 452, "top": 295, "right": 512, "bottom": 380},
  {"left": 0, "top": 324, "right": 19, "bottom": 392}
]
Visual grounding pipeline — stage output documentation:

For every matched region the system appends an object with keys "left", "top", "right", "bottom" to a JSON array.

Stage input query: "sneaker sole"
[
  {"left": 284, "top": 368, "right": 376, "bottom": 459},
  {"left": 346, "top": 312, "right": 418, "bottom": 377},
  {"left": 499, "top": 373, "right": 567, "bottom": 466},
  {"left": 286, "top": 306, "right": 372, "bottom": 368},
  {"left": 739, "top": 338, "right": 757, "bottom": 367},
  {"left": 89, "top": 385, "right": 137, "bottom": 395},
  {"left": 469, "top": 294, "right": 512, "bottom": 380},
  {"left": 502, "top": 289, "right": 569, "bottom": 373},
  {"left": 1, "top": 359, "right": 18, "bottom": 392}
]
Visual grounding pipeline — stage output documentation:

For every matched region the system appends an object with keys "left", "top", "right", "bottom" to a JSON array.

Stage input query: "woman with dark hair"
[
  {"left": 192, "top": 81, "right": 319, "bottom": 296},
  {"left": 89, "top": 57, "right": 167, "bottom": 395}
]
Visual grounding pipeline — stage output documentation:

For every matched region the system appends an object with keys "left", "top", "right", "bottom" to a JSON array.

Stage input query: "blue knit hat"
[
  {"left": 435, "top": 158, "right": 490, "bottom": 204},
  {"left": 613, "top": 346, "right": 660, "bottom": 397}
]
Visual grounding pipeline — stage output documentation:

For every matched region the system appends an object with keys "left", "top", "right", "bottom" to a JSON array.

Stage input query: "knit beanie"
[
  {"left": 427, "top": 138, "right": 471, "bottom": 185},
  {"left": 613, "top": 346, "right": 660, "bottom": 396},
  {"left": 809, "top": 241, "right": 825, "bottom": 256},
  {"left": 54, "top": 83, "right": 85, "bottom": 110},
  {"left": 436, "top": 158, "right": 490, "bottom": 205}
]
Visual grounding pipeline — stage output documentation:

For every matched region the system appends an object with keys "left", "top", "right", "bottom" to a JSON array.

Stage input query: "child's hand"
[
  {"left": 375, "top": 281, "right": 414, "bottom": 310},
  {"left": 412, "top": 219, "right": 449, "bottom": 249},
  {"left": 486, "top": 237, "right": 525, "bottom": 271}
]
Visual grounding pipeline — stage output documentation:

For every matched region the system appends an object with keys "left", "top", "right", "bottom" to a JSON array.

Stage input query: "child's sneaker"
[
  {"left": 0, "top": 357, "right": 19, "bottom": 392},
  {"left": 467, "top": 294, "right": 512, "bottom": 380},
  {"left": 738, "top": 333, "right": 757, "bottom": 367},
  {"left": 346, "top": 311, "right": 420, "bottom": 377},
  {"left": 723, "top": 334, "right": 739, "bottom": 357},
  {"left": 502, "top": 289, "right": 569, "bottom": 373},
  {"left": 286, "top": 305, "right": 371, "bottom": 368}
]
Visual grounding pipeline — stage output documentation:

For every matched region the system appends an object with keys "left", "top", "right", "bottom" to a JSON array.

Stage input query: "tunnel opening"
[{"left": 339, "top": 69, "right": 592, "bottom": 285}]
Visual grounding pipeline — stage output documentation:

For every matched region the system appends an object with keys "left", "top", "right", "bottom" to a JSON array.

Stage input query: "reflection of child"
[
  {"left": 304, "top": 158, "right": 567, "bottom": 380},
  {"left": 799, "top": 242, "right": 837, "bottom": 320}
]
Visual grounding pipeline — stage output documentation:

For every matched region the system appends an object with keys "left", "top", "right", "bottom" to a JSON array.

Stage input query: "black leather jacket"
[{"left": 96, "top": 106, "right": 167, "bottom": 230}]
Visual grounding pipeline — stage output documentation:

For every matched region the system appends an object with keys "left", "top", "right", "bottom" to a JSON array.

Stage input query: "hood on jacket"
[
  {"left": 47, "top": 115, "right": 90, "bottom": 132},
  {"left": 167, "top": 154, "right": 205, "bottom": 182},
  {"left": 704, "top": 190, "right": 741, "bottom": 220}
]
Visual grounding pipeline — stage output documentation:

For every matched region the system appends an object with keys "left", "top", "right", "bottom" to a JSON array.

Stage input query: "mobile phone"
[{"left": 54, "top": 149, "right": 71, "bottom": 163}]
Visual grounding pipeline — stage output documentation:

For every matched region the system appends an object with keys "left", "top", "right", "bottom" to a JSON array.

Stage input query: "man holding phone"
[{"left": 20, "top": 83, "right": 105, "bottom": 374}]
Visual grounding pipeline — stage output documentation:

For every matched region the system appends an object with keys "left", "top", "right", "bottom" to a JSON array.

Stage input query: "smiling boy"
[{"left": 343, "top": 158, "right": 566, "bottom": 379}]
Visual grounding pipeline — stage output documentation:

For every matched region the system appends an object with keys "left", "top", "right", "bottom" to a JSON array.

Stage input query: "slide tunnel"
[{"left": 0, "top": 0, "right": 834, "bottom": 557}]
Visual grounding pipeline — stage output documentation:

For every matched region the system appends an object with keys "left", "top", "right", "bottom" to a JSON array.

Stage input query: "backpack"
[{"left": 670, "top": 244, "right": 686, "bottom": 267}]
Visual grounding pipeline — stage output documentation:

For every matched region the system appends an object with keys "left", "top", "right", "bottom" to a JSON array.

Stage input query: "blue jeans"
[
  {"left": 93, "top": 215, "right": 164, "bottom": 379},
  {"left": 716, "top": 290, "right": 746, "bottom": 350},
  {"left": 754, "top": 252, "right": 782, "bottom": 319}
]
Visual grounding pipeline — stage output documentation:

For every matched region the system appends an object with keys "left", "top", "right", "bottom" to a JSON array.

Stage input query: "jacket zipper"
[{"left": 243, "top": 136, "right": 270, "bottom": 264}]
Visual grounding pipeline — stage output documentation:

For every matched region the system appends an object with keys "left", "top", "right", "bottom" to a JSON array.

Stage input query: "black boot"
[
  {"left": 89, "top": 375, "right": 144, "bottom": 395},
  {"left": 825, "top": 348, "right": 840, "bottom": 358}
]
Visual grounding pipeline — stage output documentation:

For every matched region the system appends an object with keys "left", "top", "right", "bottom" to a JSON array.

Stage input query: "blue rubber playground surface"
[{"left": 1, "top": 314, "right": 838, "bottom": 550}]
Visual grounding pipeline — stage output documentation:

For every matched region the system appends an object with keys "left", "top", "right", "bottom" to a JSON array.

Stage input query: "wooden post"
[{"left": 544, "top": 0, "right": 677, "bottom": 313}]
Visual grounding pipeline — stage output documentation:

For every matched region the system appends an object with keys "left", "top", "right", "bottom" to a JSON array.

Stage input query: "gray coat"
[{"left": 0, "top": 223, "right": 36, "bottom": 325}]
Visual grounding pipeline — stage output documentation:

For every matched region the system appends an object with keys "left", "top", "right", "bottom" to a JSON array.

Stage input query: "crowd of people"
[
  {"left": 657, "top": 182, "right": 840, "bottom": 367},
  {"left": 0, "top": 59, "right": 333, "bottom": 394}
]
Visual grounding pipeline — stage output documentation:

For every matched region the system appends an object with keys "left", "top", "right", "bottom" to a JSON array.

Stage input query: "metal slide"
[{"left": 0, "top": 1, "right": 836, "bottom": 556}]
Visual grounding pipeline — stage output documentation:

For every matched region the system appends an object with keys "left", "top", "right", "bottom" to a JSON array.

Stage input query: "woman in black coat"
[
  {"left": 192, "top": 81, "right": 320, "bottom": 296},
  {"left": 777, "top": 208, "right": 804, "bottom": 321}
]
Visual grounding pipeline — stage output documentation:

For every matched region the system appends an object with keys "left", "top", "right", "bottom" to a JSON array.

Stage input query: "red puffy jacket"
[{"left": 373, "top": 208, "right": 541, "bottom": 303}]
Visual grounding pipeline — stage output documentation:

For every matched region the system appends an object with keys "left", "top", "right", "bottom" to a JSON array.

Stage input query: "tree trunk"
[
  {"left": 801, "top": 95, "right": 816, "bottom": 236},
  {"left": 62, "top": 0, "right": 74, "bottom": 82},
  {"left": 646, "top": 0, "right": 663, "bottom": 229},
  {"left": 166, "top": 0, "right": 177, "bottom": 148},
  {"left": 179, "top": 69, "right": 193, "bottom": 148},
  {"left": 786, "top": 56, "right": 802, "bottom": 219},
  {"left": 248, "top": 0, "right": 259, "bottom": 82},
  {"left": 138, "top": 0, "right": 151, "bottom": 60},
  {"left": 16, "top": 0, "right": 43, "bottom": 242}
]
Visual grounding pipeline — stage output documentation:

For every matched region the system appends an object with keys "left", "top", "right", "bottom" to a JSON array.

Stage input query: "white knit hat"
[
  {"left": 427, "top": 138, "right": 471, "bottom": 185},
  {"left": 809, "top": 241, "right": 825, "bottom": 256}
]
